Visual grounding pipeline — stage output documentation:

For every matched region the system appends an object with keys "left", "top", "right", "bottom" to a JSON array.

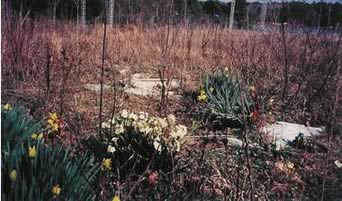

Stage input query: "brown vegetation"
[{"left": 2, "top": 15, "right": 341, "bottom": 125}]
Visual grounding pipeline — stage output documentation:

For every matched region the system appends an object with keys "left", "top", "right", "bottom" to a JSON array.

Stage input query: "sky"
[{"left": 206, "top": 0, "right": 342, "bottom": 3}]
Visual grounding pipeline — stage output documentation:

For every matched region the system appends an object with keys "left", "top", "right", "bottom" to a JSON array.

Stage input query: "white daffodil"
[
  {"left": 138, "top": 112, "right": 148, "bottom": 120},
  {"left": 115, "top": 124, "right": 125, "bottom": 134},
  {"left": 121, "top": 109, "right": 129, "bottom": 119},
  {"left": 153, "top": 140, "right": 162, "bottom": 152},
  {"left": 170, "top": 130, "right": 177, "bottom": 138},
  {"left": 335, "top": 160, "right": 342, "bottom": 168},
  {"left": 166, "top": 114, "right": 176, "bottom": 127},
  {"left": 102, "top": 122, "right": 111, "bottom": 129},
  {"left": 174, "top": 140, "right": 181, "bottom": 152},
  {"left": 107, "top": 145, "right": 116, "bottom": 153},
  {"left": 145, "top": 127, "right": 152, "bottom": 135},
  {"left": 111, "top": 137, "right": 119, "bottom": 144},
  {"left": 128, "top": 113, "right": 138, "bottom": 120},
  {"left": 171, "top": 125, "right": 187, "bottom": 139},
  {"left": 158, "top": 118, "right": 168, "bottom": 129},
  {"left": 137, "top": 122, "right": 145, "bottom": 133}
]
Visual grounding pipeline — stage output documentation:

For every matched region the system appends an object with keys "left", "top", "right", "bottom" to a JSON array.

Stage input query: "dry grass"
[{"left": 2, "top": 18, "right": 341, "bottom": 125}]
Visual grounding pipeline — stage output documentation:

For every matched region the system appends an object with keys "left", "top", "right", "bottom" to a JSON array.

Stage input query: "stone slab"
[{"left": 262, "top": 121, "right": 325, "bottom": 149}]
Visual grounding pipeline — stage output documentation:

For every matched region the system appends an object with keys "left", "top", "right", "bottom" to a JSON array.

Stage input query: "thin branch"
[
  {"left": 99, "top": 5, "right": 108, "bottom": 137},
  {"left": 320, "top": 56, "right": 341, "bottom": 201}
]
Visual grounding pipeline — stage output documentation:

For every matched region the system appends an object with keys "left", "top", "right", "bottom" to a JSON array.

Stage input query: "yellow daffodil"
[
  {"left": 31, "top": 133, "right": 43, "bottom": 140},
  {"left": 28, "top": 146, "right": 37, "bottom": 158},
  {"left": 47, "top": 112, "right": 60, "bottom": 132},
  {"left": 37, "top": 133, "right": 44, "bottom": 140},
  {"left": 209, "top": 87, "right": 214, "bottom": 92},
  {"left": 102, "top": 158, "right": 112, "bottom": 171},
  {"left": 112, "top": 196, "right": 120, "bottom": 201},
  {"left": 9, "top": 169, "right": 17, "bottom": 182},
  {"left": 197, "top": 89, "right": 207, "bottom": 102},
  {"left": 48, "top": 119, "right": 55, "bottom": 126},
  {"left": 31, "top": 133, "right": 38, "bottom": 140},
  {"left": 197, "top": 94, "right": 207, "bottom": 102},
  {"left": 52, "top": 185, "right": 61, "bottom": 196},
  {"left": 49, "top": 112, "right": 58, "bottom": 121},
  {"left": 3, "top": 103, "right": 12, "bottom": 111},
  {"left": 51, "top": 123, "right": 59, "bottom": 131}
]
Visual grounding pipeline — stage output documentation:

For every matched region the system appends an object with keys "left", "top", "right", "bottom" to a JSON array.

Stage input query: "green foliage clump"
[
  {"left": 198, "top": 72, "right": 254, "bottom": 128},
  {"left": 1, "top": 105, "right": 99, "bottom": 201}
]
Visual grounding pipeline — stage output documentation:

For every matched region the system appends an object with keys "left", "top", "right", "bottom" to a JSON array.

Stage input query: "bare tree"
[
  {"left": 229, "top": 0, "right": 236, "bottom": 30},
  {"left": 327, "top": 0, "right": 332, "bottom": 27},
  {"left": 108, "top": 0, "right": 115, "bottom": 26},
  {"left": 51, "top": 0, "right": 60, "bottom": 25},
  {"left": 183, "top": 0, "right": 188, "bottom": 23},
  {"left": 318, "top": 0, "right": 323, "bottom": 30},
  {"left": 73, "top": 0, "right": 80, "bottom": 25},
  {"left": 52, "top": 0, "right": 59, "bottom": 24},
  {"left": 260, "top": 1, "right": 267, "bottom": 29},
  {"left": 81, "top": 0, "right": 86, "bottom": 26}
]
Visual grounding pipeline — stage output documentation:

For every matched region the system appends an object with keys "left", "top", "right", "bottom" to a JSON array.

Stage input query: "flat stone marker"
[
  {"left": 262, "top": 121, "right": 325, "bottom": 149},
  {"left": 85, "top": 73, "right": 180, "bottom": 97}
]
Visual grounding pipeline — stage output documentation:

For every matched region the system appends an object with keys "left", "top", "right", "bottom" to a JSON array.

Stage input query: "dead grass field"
[{"left": 2, "top": 19, "right": 341, "bottom": 124}]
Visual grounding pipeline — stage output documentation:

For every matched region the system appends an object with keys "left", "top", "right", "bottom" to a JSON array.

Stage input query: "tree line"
[{"left": 4, "top": 0, "right": 342, "bottom": 28}]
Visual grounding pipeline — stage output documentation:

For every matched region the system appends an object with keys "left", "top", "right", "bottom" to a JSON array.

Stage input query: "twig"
[
  {"left": 99, "top": 8, "right": 108, "bottom": 137},
  {"left": 238, "top": 77, "right": 255, "bottom": 201},
  {"left": 123, "top": 150, "right": 158, "bottom": 201}
]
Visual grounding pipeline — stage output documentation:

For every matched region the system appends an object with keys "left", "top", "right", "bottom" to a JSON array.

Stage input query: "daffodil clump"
[
  {"left": 101, "top": 110, "right": 187, "bottom": 153},
  {"left": 2, "top": 105, "right": 99, "bottom": 201},
  {"left": 196, "top": 72, "right": 255, "bottom": 129}
]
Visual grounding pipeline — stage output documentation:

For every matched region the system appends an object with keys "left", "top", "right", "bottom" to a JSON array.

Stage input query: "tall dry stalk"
[{"left": 281, "top": 22, "right": 289, "bottom": 108}]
